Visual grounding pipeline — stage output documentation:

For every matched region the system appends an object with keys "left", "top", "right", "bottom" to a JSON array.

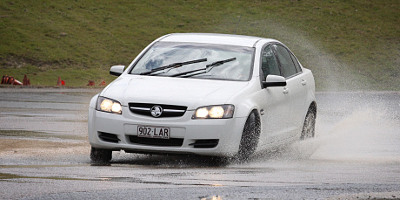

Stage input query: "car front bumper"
[{"left": 88, "top": 106, "right": 247, "bottom": 157}]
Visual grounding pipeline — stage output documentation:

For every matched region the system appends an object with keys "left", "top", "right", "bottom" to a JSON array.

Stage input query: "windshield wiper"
[
  {"left": 171, "top": 57, "right": 236, "bottom": 78},
  {"left": 139, "top": 58, "right": 207, "bottom": 75},
  {"left": 206, "top": 57, "right": 236, "bottom": 69}
]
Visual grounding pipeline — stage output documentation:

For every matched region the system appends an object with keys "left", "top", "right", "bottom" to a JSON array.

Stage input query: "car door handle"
[
  {"left": 301, "top": 79, "right": 307, "bottom": 86},
  {"left": 283, "top": 87, "right": 289, "bottom": 94}
]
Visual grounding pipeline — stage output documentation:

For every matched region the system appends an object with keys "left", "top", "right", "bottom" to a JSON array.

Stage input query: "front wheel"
[
  {"left": 237, "top": 111, "right": 260, "bottom": 162},
  {"left": 90, "top": 147, "right": 112, "bottom": 163},
  {"left": 301, "top": 108, "right": 316, "bottom": 140}
]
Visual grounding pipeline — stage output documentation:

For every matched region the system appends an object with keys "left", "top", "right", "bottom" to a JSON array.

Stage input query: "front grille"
[
  {"left": 98, "top": 132, "right": 120, "bottom": 143},
  {"left": 128, "top": 136, "right": 184, "bottom": 147},
  {"left": 189, "top": 139, "right": 219, "bottom": 148},
  {"left": 129, "top": 103, "right": 187, "bottom": 118}
]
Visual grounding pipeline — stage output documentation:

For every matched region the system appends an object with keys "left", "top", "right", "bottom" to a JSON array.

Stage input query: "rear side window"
[
  {"left": 261, "top": 45, "right": 280, "bottom": 79},
  {"left": 289, "top": 53, "right": 302, "bottom": 73},
  {"left": 274, "top": 45, "right": 298, "bottom": 78}
]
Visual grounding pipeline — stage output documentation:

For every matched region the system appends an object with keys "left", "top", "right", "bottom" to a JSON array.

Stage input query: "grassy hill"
[{"left": 1, "top": 0, "right": 399, "bottom": 90}]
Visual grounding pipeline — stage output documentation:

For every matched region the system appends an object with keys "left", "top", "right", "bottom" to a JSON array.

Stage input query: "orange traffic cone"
[
  {"left": 87, "top": 80, "right": 95, "bottom": 86},
  {"left": 99, "top": 80, "right": 106, "bottom": 86},
  {"left": 13, "top": 79, "right": 22, "bottom": 85},
  {"left": 9, "top": 77, "right": 14, "bottom": 84}
]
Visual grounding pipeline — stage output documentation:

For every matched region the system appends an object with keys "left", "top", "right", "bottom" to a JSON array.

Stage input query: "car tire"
[
  {"left": 301, "top": 107, "right": 316, "bottom": 140},
  {"left": 90, "top": 147, "right": 112, "bottom": 163},
  {"left": 237, "top": 111, "right": 260, "bottom": 162}
]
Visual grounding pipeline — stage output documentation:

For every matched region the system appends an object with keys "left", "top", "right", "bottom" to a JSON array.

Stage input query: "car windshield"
[{"left": 130, "top": 42, "right": 254, "bottom": 81}]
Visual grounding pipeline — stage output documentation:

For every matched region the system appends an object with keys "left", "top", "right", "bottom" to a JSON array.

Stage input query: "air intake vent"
[
  {"left": 189, "top": 139, "right": 219, "bottom": 148},
  {"left": 129, "top": 136, "right": 183, "bottom": 147},
  {"left": 129, "top": 103, "right": 187, "bottom": 118},
  {"left": 98, "top": 132, "right": 120, "bottom": 143}
]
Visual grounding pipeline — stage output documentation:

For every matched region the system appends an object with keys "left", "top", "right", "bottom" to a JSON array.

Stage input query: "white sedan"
[{"left": 88, "top": 33, "right": 316, "bottom": 162}]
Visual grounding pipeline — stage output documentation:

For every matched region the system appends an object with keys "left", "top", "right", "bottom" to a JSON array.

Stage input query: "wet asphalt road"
[{"left": 0, "top": 88, "right": 399, "bottom": 199}]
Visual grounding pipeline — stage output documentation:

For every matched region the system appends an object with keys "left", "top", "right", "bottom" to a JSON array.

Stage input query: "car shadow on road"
[
  {"left": 90, "top": 143, "right": 308, "bottom": 168},
  {"left": 108, "top": 153, "right": 231, "bottom": 168}
]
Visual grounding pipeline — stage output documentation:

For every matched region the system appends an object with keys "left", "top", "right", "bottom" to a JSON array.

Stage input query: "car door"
[
  {"left": 258, "top": 45, "right": 291, "bottom": 146},
  {"left": 288, "top": 51, "right": 309, "bottom": 129},
  {"left": 273, "top": 44, "right": 308, "bottom": 138}
]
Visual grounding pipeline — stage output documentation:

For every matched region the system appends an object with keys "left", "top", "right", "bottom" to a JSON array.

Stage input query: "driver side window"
[
  {"left": 261, "top": 45, "right": 280, "bottom": 80},
  {"left": 274, "top": 44, "right": 298, "bottom": 78}
]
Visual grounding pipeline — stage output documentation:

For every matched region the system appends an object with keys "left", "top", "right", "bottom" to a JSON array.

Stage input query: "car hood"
[{"left": 100, "top": 75, "right": 249, "bottom": 110}]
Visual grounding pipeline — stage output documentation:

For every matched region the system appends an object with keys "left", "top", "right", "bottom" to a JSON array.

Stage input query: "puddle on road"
[
  {"left": 0, "top": 172, "right": 96, "bottom": 182},
  {"left": 0, "top": 164, "right": 86, "bottom": 169},
  {"left": 0, "top": 170, "right": 226, "bottom": 187},
  {"left": 0, "top": 129, "right": 86, "bottom": 140},
  {"left": 0, "top": 132, "right": 89, "bottom": 160}
]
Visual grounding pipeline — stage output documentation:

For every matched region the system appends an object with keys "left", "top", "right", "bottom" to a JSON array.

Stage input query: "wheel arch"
[
  {"left": 238, "top": 108, "right": 262, "bottom": 141},
  {"left": 309, "top": 101, "right": 317, "bottom": 116},
  {"left": 302, "top": 100, "right": 317, "bottom": 124},
  {"left": 245, "top": 109, "right": 261, "bottom": 129}
]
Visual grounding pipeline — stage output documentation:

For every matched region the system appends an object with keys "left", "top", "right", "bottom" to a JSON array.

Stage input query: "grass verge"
[{"left": 1, "top": 0, "right": 399, "bottom": 90}]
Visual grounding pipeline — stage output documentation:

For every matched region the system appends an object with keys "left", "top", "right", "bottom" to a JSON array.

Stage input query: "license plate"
[{"left": 137, "top": 126, "right": 170, "bottom": 139}]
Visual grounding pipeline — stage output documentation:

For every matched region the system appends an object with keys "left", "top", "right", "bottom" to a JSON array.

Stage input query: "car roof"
[{"left": 159, "top": 33, "right": 277, "bottom": 47}]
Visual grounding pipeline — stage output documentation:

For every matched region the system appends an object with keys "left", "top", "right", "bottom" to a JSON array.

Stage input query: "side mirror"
[
  {"left": 110, "top": 65, "right": 125, "bottom": 76},
  {"left": 262, "top": 75, "right": 287, "bottom": 88}
]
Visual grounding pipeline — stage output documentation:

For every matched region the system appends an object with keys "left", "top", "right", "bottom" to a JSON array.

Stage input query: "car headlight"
[
  {"left": 192, "top": 105, "right": 234, "bottom": 119},
  {"left": 96, "top": 96, "right": 122, "bottom": 114}
]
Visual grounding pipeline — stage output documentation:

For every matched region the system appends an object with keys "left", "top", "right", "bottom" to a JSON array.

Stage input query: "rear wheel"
[
  {"left": 301, "top": 108, "right": 316, "bottom": 140},
  {"left": 237, "top": 111, "right": 260, "bottom": 161},
  {"left": 90, "top": 147, "right": 112, "bottom": 163}
]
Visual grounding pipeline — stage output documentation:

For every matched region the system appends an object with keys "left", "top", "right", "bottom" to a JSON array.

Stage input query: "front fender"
[{"left": 229, "top": 79, "right": 262, "bottom": 119}]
